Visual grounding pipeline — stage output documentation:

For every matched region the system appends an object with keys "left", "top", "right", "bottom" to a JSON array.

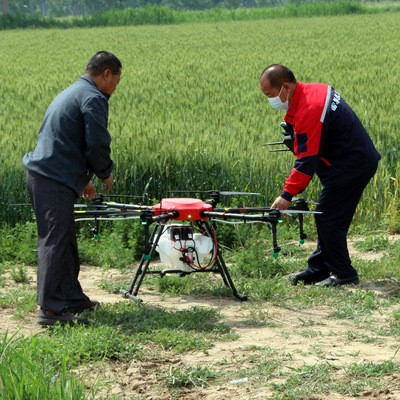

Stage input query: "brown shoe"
[
  {"left": 37, "top": 308, "right": 89, "bottom": 327},
  {"left": 64, "top": 297, "right": 100, "bottom": 314}
]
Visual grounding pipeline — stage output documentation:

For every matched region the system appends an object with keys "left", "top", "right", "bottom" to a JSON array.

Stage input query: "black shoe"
[
  {"left": 288, "top": 269, "right": 330, "bottom": 286},
  {"left": 64, "top": 296, "right": 100, "bottom": 314},
  {"left": 314, "top": 275, "right": 359, "bottom": 287},
  {"left": 37, "top": 308, "right": 89, "bottom": 327}
]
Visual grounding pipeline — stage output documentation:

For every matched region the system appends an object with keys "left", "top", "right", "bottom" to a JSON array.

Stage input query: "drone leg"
[
  {"left": 201, "top": 220, "right": 247, "bottom": 301},
  {"left": 270, "top": 222, "right": 281, "bottom": 257},
  {"left": 298, "top": 214, "right": 307, "bottom": 244},
  {"left": 119, "top": 250, "right": 150, "bottom": 301},
  {"left": 214, "top": 252, "right": 247, "bottom": 301},
  {"left": 120, "top": 223, "right": 164, "bottom": 302}
]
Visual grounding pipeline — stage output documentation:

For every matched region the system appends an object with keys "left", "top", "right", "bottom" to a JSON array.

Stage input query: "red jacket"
[{"left": 280, "top": 82, "right": 380, "bottom": 201}]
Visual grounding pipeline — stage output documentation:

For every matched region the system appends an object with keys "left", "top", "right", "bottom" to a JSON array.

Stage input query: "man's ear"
[{"left": 102, "top": 68, "right": 112, "bottom": 80}]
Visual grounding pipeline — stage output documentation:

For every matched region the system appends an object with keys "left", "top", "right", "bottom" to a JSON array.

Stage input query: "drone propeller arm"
[
  {"left": 153, "top": 211, "right": 179, "bottom": 222},
  {"left": 140, "top": 210, "right": 179, "bottom": 224}
]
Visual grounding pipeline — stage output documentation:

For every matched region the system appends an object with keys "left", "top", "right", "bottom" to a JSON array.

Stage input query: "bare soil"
[{"left": 1, "top": 238, "right": 400, "bottom": 399}]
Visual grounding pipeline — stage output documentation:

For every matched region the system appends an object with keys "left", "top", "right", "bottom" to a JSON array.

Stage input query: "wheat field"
[{"left": 0, "top": 12, "right": 399, "bottom": 226}]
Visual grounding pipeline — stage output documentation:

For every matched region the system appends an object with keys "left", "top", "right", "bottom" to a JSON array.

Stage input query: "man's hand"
[
  {"left": 271, "top": 196, "right": 291, "bottom": 210},
  {"left": 81, "top": 181, "right": 97, "bottom": 200},
  {"left": 101, "top": 174, "right": 114, "bottom": 193}
]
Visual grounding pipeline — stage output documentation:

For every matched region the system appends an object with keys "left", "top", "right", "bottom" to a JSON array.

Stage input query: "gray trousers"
[{"left": 27, "top": 171, "right": 86, "bottom": 313}]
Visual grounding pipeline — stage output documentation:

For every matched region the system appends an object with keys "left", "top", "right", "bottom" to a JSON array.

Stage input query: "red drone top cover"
[{"left": 152, "top": 198, "right": 213, "bottom": 221}]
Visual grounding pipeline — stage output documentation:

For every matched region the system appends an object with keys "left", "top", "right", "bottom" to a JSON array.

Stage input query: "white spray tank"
[{"left": 156, "top": 224, "right": 213, "bottom": 272}]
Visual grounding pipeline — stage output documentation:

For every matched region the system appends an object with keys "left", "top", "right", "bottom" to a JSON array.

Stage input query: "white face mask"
[{"left": 268, "top": 85, "right": 289, "bottom": 111}]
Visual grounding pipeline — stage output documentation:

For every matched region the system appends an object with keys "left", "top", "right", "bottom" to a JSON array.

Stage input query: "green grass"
[
  {"left": 1, "top": 226, "right": 400, "bottom": 398},
  {"left": 0, "top": 301, "right": 232, "bottom": 398},
  {"left": 0, "top": 332, "right": 95, "bottom": 399}
]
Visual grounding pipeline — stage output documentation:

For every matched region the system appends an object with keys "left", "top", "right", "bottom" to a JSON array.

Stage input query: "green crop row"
[{"left": 0, "top": 12, "right": 399, "bottom": 227}]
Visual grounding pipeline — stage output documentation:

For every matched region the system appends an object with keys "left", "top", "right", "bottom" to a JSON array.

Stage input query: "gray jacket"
[{"left": 23, "top": 75, "right": 114, "bottom": 196}]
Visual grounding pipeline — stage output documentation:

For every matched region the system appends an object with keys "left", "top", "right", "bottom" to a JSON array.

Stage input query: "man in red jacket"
[{"left": 260, "top": 64, "right": 380, "bottom": 287}]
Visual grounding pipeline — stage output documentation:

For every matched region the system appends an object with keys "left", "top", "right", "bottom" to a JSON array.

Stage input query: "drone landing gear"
[{"left": 120, "top": 220, "right": 247, "bottom": 302}]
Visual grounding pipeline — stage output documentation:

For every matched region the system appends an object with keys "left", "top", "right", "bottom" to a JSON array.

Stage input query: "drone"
[{"left": 74, "top": 191, "right": 320, "bottom": 302}]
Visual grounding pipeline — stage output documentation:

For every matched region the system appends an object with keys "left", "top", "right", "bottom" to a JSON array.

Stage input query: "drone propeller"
[
  {"left": 214, "top": 191, "right": 260, "bottom": 196},
  {"left": 279, "top": 209, "right": 322, "bottom": 215},
  {"left": 110, "top": 194, "right": 143, "bottom": 198},
  {"left": 170, "top": 189, "right": 260, "bottom": 197},
  {"left": 213, "top": 206, "right": 321, "bottom": 215},
  {"left": 74, "top": 193, "right": 151, "bottom": 208}
]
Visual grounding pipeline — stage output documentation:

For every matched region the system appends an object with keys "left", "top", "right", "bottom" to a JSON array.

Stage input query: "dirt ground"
[{"left": 1, "top": 239, "right": 400, "bottom": 399}]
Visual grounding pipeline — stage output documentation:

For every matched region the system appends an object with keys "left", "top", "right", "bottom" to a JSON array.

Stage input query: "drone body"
[{"left": 152, "top": 198, "right": 212, "bottom": 221}]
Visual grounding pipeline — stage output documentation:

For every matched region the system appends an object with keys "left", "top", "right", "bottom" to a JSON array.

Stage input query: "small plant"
[
  {"left": 355, "top": 235, "right": 390, "bottom": 253},
  {"left": 332, "top": 290, "right": 382, "bottom": 320},
  {"left": 163, "top": 364, "right": 218, "bottom": 388},
  {"left": 232, "top": 229, "right": 287, "bottom": 279},
  {"left": 0, "top": 222, "right": 38, "bottom": 265},
  {"left": 242, "top": 305, "right": 279, "bottom": 327},
  {"left": 11, "top": 264, "right": 30, "bottom": 283},
  {"left": 346, "top": 360, "right": 400, "bottom": 378},
  {"left": 271, "top": 362, "right": 333, "bottom": 397},
  {"left": 48, "top": 323, "right": 142, "bottom": 364},
  {"left": 389, "top": 310, "right": 400, "bottom": 334},
  {"left": 0, "top": 288, "right": 37, "bottom": 317},
  {"left": 98, "top": 277, "right": 132, "bottom": 294},
  {"left": 78, "top": 220, "right": 145, "bottom": 269}
]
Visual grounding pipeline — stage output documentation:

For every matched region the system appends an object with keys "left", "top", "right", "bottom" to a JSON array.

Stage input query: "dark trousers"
[
  {"left": 27, "top": 171, "right": 86, "bottom": 313},
  {"left": 306, "top": 162, "right": 378, "bottom": 279}
]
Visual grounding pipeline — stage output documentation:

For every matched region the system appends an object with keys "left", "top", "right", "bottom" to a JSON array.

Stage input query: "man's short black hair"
[
  {"left": 86, "top": 51, "right": 122, "bottom": 76},
  {"left": 260, "top": 64, "right": 296, "bottom": 89}
]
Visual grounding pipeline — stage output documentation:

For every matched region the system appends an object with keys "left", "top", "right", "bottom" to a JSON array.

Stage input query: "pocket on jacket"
[{"left": 297, "top": 133, "right": 308, "bottom": 153}]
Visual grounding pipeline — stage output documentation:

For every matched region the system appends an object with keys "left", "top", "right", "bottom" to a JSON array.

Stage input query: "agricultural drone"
[{"left": 74, "top": 190, "right": 320, "bottom": 302}]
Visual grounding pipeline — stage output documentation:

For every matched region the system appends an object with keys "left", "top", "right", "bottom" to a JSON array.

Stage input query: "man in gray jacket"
[{"left": 23, "top": 51, "right": 122, "bottom": 326}]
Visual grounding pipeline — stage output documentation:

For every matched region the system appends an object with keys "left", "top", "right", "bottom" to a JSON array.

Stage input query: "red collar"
[{"left": 285, "top": 81, "right": 304, "bottom": 121}]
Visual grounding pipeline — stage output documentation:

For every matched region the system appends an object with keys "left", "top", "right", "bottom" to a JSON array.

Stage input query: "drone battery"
[{"left": 169, "top": 226, "right": 193, "bottom": 241}]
